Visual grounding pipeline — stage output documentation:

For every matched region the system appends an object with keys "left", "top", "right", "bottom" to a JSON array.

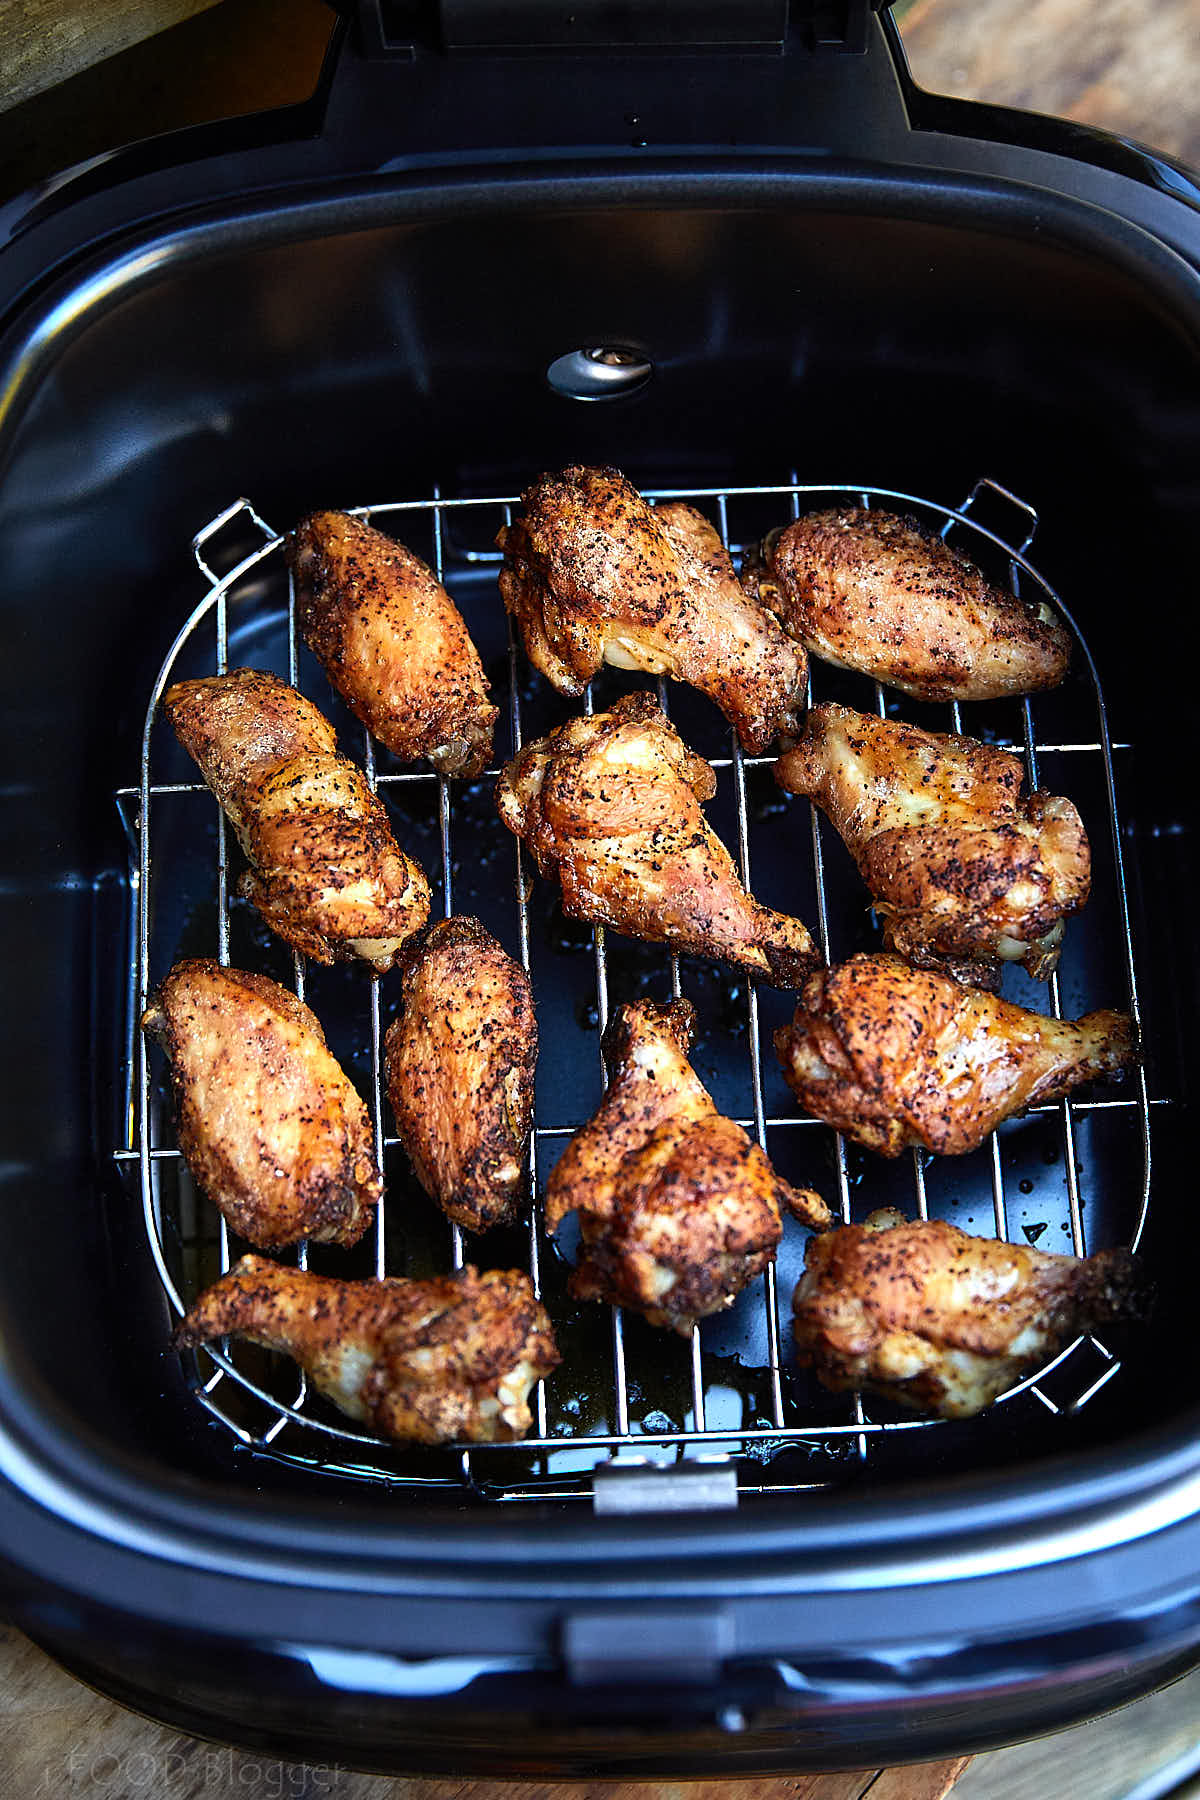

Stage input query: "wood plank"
[
  {"left": 0, "top": 0, "right": 221, "bottom": 113},
  {"left": 869, "top": 1758, "right": 973, "bottom": 1800},
  {"left": 897, "top": 0, "right": 1200, "bottom": 166},
  {"left": 953, "top": 1665, "right": 1200, "bottom": 1800}
]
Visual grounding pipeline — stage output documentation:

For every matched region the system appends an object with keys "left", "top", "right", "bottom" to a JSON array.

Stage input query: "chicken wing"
[
  {"left": 745, "top": 507, "right": 1070, "bottom": 700},
  {"left": 776, "top": 703, "right": 1090, "bottom": 982},
  {"left": 175, "top": 1255, "right": 559, "bottom": 1444},
  {"left": 287, "top": 510, "right": 497, "bottom": 777},
  {"left": 792, "top": 1207, "right": 1147, "bottom": 1417},
  {"left": 385, "top": 917, "right": 537, "bottom": 1233},
  {"left": 495, "top": 691, "right": 819, "bottom": 986},
  {"left": 143, "top": 960, "right": 381, "bottom": 1249},
  {"left": 546, "top": 999, "right": 830, "bottom": 1335},
  {"left": 498, "top": 465, "right": 806, "bottom": 753},
  {"left": 164, "top": 668, "right": 430, "bottom": 970},
  {"left": 775, "top": 953, "right": 1134, "bottom": 1157}
]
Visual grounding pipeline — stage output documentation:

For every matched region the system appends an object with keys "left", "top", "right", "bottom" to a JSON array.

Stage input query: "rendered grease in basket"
[
  {"left": 496, "top": 689, "right": 820, "bottom": 986},
  {"left": 385, "top": 916, "right": 538, "bottom": 1234},
  {"left": 286, "top": 509, "right": 498, "bottom": 778},
  {"left": 498, "top": 464, "right": 807, "bottom": 754},
  {"left": 143, "top": 960, "right": 381, "bottom": 1251},
  {"left": 775, "top": 953, "right": 1136, "bottom": 1158},
  {"left": 744, "top": 505, "right": 1071, "bottom": 700},
  {"left": 164, "top": 667, "right": 431, "bottom": 970},
  {"left": 776, "top": 702, "right": 1091, "bottom": 985},
  {"left": 175, "top": 1256, "right": 560, "bottom": 1445},
  {"left": 793, "top": 1208, "right": 1150, "bottom": 1419},
  {"left": 546, "top": 997, "right": 831, "bottom": 1336}
]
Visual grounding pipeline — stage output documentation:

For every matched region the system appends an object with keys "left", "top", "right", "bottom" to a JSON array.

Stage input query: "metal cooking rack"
[{"left": 114, "top": 475, "right": 1154, "bottom": 1505}]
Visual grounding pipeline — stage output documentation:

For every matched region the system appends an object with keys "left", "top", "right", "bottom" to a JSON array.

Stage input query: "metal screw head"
[{"left": 546, "top": 344, "right": 654, "bottom": 400}]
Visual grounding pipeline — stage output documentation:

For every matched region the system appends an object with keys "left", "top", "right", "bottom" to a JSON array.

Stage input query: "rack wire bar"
[{"left": 120, "top": 477, "right": 1155, "bottom": 1496}]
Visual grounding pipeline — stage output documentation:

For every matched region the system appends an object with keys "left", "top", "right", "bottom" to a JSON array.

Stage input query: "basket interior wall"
[{"left": 0, "top": 193, "right": 1195, "bottom": 1503}]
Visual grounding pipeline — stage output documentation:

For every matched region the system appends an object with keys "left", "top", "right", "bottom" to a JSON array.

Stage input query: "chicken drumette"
[
  {"left": 495, "top": 691, "right": 819, "bottom": 986},
  {"left": 385, "top": 917, "right": 537, "bottom": 1233},
  {"left": 165, "top": 668, "right": 430, "bottom": 970},
  {"left": 287, "top": 510, "right": 497, "bottom": 778},
  {"left": 175, "top": 1255, "right": 559, "bottom": 1444},
  {"left": 744, "top": 507, "right": 1070, "bottom": 701},
  {"left": 143, "top": 960, "right": 381, "bottom": 1249},
  {"left": 498, "top": 465, "right": 806, "bottom": 753},
  {"left": 546, "top": 999, "right": 830, "bottom": 1335},
  {"left": 775, "top": 953, "right": 1134, "bottom": 1157},
  {"left": 776, "top": 703, "right": 1091, "bottom": 983},
  {"left": 792, "top": 1207, "right": 1148, "bottom": 1418}
]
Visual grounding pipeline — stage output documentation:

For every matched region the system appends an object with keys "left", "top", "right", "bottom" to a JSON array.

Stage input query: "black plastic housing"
[{"left": 1, "top": 6, "right": 1199, "bottom": 1775}]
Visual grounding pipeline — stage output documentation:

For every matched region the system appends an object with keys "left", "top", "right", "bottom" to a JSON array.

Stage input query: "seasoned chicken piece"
[
  {"left": 165, "top": 668, "right": 430, "bottom": 971},
  {"left": 498, "top": 465, "right": 806, "bottom": 753},
  {"left": 776, "top": 703, "right": 1091, "bottom": 983},
  {"left": 287, "top": 510, "right": 497, "bottom": 778},
  {"left": 792, "top": 1207, "right": 1148, "bottom": 1417},
  {"left": 496, "top": 691, "right": 818, "bottom": 986},
  {"left": 775, "top": 954, "right": 1135, "bottom": 1157},
  {"left": 745, "top": 507, "right": 1070, "bottom": 700},
  {"left": 385, "top": 917, "right": 537, "bottom": 1233},
  {"left": 143, "top": 960, "right": 381, "bottom": 1249},
  {"left": 175, "top": 1255, "right": 559, "bottom": 1444},
  {"left": 546, "top": 999, "right": 830, "bottom": 1335}
]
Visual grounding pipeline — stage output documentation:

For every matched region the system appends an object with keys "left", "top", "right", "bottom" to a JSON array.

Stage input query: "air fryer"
[{"left": 0, "top": 1, "right": 1198, "bottom": 1777}]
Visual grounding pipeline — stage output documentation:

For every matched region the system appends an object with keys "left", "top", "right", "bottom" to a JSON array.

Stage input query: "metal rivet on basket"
[{"left": 546, "top": 345, "right": 653, "bottom": 400}]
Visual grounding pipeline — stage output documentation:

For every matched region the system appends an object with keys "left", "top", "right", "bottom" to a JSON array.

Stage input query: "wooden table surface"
[{"left": 0, "top": 2, "right": 1197, "bottom": 1796}]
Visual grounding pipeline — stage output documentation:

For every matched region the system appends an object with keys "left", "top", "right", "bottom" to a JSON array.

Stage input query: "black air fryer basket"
[{"left": 1, "top": 1, "right": 1198, "bottom": 1777}]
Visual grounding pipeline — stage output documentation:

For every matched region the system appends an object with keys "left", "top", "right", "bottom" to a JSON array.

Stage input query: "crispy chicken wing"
[
  {"left": 792, "top": 1207, "right": 1148, "bottom": 1417},
  {"left": 175, "top": 1255, "right": 559, "bottom": 1444},
  {"left": 495, "top": 691, "right": 819, "bottom": 986},
  {"left": 165, "top": 668, "right": 430, "bottom": 971},
  {"left": 498, "top": 465, "right": 806, "bottom": 752},
  {"left": 775, "top": 954, "right": 1134, "bottom": 1157},
  {"left": 745, "top": 507, "right": 1070, "bottom": 700},
  {"left": 385, "top": 917, "right": 537, "bottom": 1233},
  {"left": 546, "top": 999, "right": 830, "bottom": 1335},
  {"left": 776, "top": 703, "right": 1091, "bottom": 983},
  {"left": 143, "top": 960, "right": 381, "bottom": 1249},
  {"left": 287, "top": 510, "right": 497, "bottom": 777}
]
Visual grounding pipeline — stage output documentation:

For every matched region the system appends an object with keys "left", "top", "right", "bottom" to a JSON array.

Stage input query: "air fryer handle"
[
  {"left": 338, "top": 0, "right": 891, "bottom": 54},
  {"left": 315, "top": 0, "right": 913, "bottom": 168},
  {"left": 434, "top": 0, "right": 794, "bottom": 50}
]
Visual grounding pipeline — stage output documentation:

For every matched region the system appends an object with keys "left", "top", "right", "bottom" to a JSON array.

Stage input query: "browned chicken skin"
[
  {"left": 287, "top": 510, "right": 497, "bottom": 777},
  {"left": 546, "top": 999, "right": 830, "bottom": 1335},
  {"left": 495, "top": 691, "right": 819, "bottom": 986},
  {"left": 498, "top": 465, "right": 806, "bottom": 753},
  {"left": 164, "top": 668, "right": 430, "bottom": 970},
  {"left": 775, "top": 953, "right": 1135, "bottom": 1157},
  {"left": 746, "top": 507, "right": 1070, "bottom": 700},
  {"left": 776, "top": 703, "right": 1091, "bottom": 983},
  {"left": 175, "top": 1255, "right": 559, "bottom": 1444},
  {"left": 385, "top": 917, "right": 537, "bottom": 1233},
  {"left": 143, "top": 960, "right": 381, "bottom": 1249},
  {"left": 792, "top": 1207, "right": 1148, "bottom": 1417}
]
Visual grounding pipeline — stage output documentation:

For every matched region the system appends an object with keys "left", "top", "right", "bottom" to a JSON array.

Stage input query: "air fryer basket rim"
[
  {"left": 6, "top": 1328, "right": 1200, "bottom": 1584},
  {"left": 4, "top": 157, "right": 1200, "bottom": 374},
  {"left": 2, "top": 153, "right": 1200, "bottom": 1560}
]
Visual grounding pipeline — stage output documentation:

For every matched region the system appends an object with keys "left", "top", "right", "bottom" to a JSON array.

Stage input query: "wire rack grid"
[{"left": 114, "top": 474, "right": 1154, "bottom": 1502}]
